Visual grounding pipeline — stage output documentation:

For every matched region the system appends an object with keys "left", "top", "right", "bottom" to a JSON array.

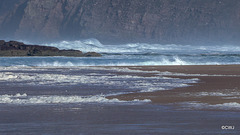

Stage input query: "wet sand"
[
  {"left": 1, "top": 65, "right": 240, "bottom": 134},
  {"left": 108, "top": 65, "right": 240, "bottom": 109}
]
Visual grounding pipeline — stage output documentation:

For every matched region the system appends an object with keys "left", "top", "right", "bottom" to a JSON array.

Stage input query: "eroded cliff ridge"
[{"left": 0, "top": 0, "right": 240, "bottom": 44}]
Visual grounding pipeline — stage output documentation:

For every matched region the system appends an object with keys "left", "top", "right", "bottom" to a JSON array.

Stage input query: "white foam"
[
  {"left": 0, "top": 67, "right": 198, "bottom": 93},
  {"left": 2, "top": 38, "right": 240, "bottom": 67},
  {"left": 43, "top": 39, "right": 240, "bottom": 54},
  {"left": 38, "top": 61, "right": 76, "bottom": 66},
  {"left": 34, "top": 57, "right": 194, "bottom": 67},
  {"left": 182, "top": 102, "right": 240, "bottom": 110},
  {"left": 159, "top": 71, "right": 240, "bottom": 77},
  {"left": 159, "top": 56, "right": 191, "bottom": 65},
  {"left": 179, "top": 90, "right": 240, "bottom": 98},
  {"left": 0, "top": 93, "right": 150, "bottom": 105},
  {"left": 193, "top": 92, "right": 240, "bottom": 97},
  {"left": 0, "top": 72, "right": 18, "bottom": 80},
  {"left": 97, "top": 67, "right": 160, "bottom": 74},
  {"left": 3, "top": 66, "right": 234, "bottom": 78}
]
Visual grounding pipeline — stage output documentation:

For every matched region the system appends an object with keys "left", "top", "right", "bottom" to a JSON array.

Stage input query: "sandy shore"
[{"left": 108, "top": 65, "right": 240, "bottom": 109}]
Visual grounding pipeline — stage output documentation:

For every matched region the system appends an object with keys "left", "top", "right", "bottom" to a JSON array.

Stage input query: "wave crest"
[
  {"left": 43, "top": 39, "right": 240, "bottom": 54},
  {"left": 0, "top": 93, "right": 151, "bottom": 105}
]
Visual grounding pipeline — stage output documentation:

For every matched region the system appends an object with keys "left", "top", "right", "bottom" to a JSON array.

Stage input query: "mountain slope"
[{"left": 0, "top": 0, "right": 240, "bottom": 45}]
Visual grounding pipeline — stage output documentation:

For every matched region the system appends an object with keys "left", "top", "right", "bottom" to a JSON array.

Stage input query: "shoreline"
[
  {"left": 1, "top": 64, "right": 240, "bottom": 111},
  {"left": 107, "top": 65, "right": 240, "bottom": 110}
]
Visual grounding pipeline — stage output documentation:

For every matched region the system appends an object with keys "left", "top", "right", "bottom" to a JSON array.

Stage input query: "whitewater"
[
  {"left": 1, "top": 39, "right": 240, "bottom": 66},
  {"left": 0, "top": 39, "right": 239, "bottom": 106},
  {"left": 1, "top": 39, "right": 240, "bottom": 135}
]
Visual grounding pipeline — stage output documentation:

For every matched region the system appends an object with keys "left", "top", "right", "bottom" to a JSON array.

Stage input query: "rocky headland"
[{"left": 0, "top": 40, "right": 101, "bottom": 57}]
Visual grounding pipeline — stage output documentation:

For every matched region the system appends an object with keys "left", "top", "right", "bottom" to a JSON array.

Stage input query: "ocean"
[
  {"left": 1, "top": 39, "right": 240, "bottom": 66},
  {"left": 0, "top": 39, "right": 240, "bottom": 134}
]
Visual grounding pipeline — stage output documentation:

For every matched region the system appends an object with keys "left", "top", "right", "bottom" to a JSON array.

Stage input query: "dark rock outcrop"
[
  {"left": 0, "top": 40, "right": 101, "bottom": 57},
  {"left": 0, "top": 0, "right": 240, "bottom": 45}
]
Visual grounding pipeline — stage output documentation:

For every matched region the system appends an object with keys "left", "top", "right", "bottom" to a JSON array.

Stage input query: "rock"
[
  {"left": 0, "top": 0, "right": 240, "bottom": 45},
  {"left": 58, "top": 50, "right": 84, "bottom": 57},
  {"left": 0, "top": 40, "right": 101, "bottom": 57},
  {"left": 83, "top": 52, "right": 102, "bottom": 57}
]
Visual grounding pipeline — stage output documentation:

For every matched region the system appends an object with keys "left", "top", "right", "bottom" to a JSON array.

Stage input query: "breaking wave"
[
  {"left": 0, "top": 93, "right": 151, "bottom": 105},
  {"left": 181, "top": 102, "right": 240, "bottom": 110},
  {"left": 1, "top": 38, "right": 240, "bottom": 66},
  {"left": 36, "top": 56, "right": 193, "bottom": 66},
  {"left": 43, "top": 39, "right": 240, "bottom": 54}
]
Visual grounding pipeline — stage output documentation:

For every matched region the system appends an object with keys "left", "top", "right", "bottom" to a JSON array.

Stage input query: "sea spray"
[{"left": 1, "top": 38, "right": 240, "bottom": 66}]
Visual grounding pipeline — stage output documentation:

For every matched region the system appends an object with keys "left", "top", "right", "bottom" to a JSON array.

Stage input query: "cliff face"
[{"left": 0, "top": 0, "right": 240, "bottom": 45}]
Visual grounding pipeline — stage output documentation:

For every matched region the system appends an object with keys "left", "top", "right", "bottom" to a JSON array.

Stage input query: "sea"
[
  {"left": 1, "top": 39, "right": 240, "bottom": 67},
  {"left": 0, "top": 39, "right": 240, "bottom": 134}
]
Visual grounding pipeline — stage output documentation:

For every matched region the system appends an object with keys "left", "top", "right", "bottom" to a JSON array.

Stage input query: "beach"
[
  {"left": 0, "top": 65, "right": 239, "bottom": 134},
  {"left": 1, "top": 65, "right": 240, "bottom": 109},
  {"left": 108, "top": 65, "right": 240, "bottom": 111},
  {"left": 1, "top": 1, "right": 240, "bottom": 134}
]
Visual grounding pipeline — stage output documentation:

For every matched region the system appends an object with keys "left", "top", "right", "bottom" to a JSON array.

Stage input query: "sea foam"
[
  {"left": 1, "top": 38, "right": 240, "bottom": 67},
  {"left": 43, "top": 39, "right": 240, "bottom": 54},
  {"left": 0, "top": 93, "right": 151, "bottom": 105},
  {"left": 181, "top": 102, "right": 240, "bottom": 110},
  {"left": 0, "top": 67, "right": 199, "bottom": 94}
]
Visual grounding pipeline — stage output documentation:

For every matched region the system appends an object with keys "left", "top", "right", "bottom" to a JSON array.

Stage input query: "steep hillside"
[{"left": 0, "top": 0, "right": 240, "bottom": 45}]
